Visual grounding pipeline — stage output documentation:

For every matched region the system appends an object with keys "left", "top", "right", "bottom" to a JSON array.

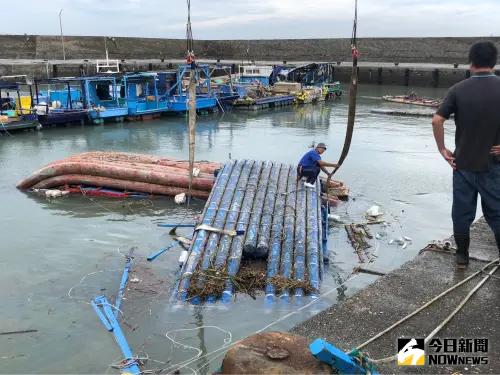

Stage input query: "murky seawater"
[{"left": 0, "top": 85, "right": 468, "bottom": 373}]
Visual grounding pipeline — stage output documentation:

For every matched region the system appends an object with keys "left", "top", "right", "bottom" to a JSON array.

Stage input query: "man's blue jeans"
[{"left": 452, "top": 163, "right": 500, "bottom": 236}]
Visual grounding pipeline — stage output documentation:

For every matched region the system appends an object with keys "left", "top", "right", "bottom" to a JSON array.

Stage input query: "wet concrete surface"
[{"left": 292, "top": 218, "right": 500, "bottom": 373}]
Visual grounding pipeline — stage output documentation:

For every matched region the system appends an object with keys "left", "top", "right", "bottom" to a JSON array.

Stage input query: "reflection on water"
[{"left": 0, "top": 84, "right": 461, "bottom": 374}]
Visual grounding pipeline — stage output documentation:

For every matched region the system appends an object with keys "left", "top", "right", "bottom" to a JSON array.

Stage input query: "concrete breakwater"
[
  {"left": 1, "top": 35, "right": 499, "bottom": 87},
  {"left": 2, "top": 35, "right": 500, "bottom": 63}
]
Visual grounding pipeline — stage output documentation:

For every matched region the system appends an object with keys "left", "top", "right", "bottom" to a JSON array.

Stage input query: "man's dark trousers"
[
  {"left": 453, "top": 164, "right": 500, "bottom": 244},
  {"left": 298, "top": 166, "right": 320, "bottom": 184}
]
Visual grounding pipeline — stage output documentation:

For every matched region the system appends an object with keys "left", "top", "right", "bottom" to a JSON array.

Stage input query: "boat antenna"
[
  {"left": 186, "top": 0, "right": 196, "bottom": 205},
  {"left": 327, "top": 0, "right": 359, "bottom": 182}
]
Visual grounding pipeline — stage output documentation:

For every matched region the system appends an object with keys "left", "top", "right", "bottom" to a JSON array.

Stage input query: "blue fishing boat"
[
  {"left": 80, "top": 76, "right": 128, "bottom": 123},
  {"left": 33, "top": 79, "right": 88, "bottom": 126},
  {"left": 0, "top": 80, "right": 40, "bottom": 132},
  {"left": 122, "top": 72, "right": 169, "bottom": 117},
  {"left": 161, "top": 64, "right": 217, "bottom": 113}
]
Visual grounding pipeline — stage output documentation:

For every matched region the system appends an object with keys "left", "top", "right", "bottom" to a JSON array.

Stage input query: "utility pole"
[{"left": 59, "top": 8, "right": 66, "bottom": 60}]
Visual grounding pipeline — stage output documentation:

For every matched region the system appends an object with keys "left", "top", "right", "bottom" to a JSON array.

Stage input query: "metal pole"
[{"left": 59, "top": 9, "right": 66, "bottom": 60}]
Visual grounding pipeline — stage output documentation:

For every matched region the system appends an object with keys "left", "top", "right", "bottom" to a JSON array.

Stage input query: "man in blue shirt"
[{"left": 298, "top": 142, "right": 338, "bottom": 188}]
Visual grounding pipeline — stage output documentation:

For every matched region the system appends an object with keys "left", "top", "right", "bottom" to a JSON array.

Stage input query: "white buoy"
[
  {"left": 327, "top": 214, "right": 342, "bottom": 223},
  {"left": 192, "top": 167, "right": 200, "bottom": 177},
  {"left": 178, "top": 250, "right": 188, "bottom": 267},
  {"left": 174, "top": 193, "right": 186, "bottom": 205}
]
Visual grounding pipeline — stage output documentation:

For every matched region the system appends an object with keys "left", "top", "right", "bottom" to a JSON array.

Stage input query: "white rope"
[
  {"left": 158, "top": 325, "right": 233, "bottom": 374},
  {"left": 357, "top": 258, "right": 500, "bottom": 365},
  {"left": 166, "top": 273, "right": 360, "bottom": 374}
]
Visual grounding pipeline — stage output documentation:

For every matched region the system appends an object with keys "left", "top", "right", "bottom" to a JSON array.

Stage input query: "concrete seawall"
[
  {"left": 2, "top": 35, "right": 500, "bottom": 63},
  {"left": 1, "top": 35, "right": 500, "bottom": 87}
]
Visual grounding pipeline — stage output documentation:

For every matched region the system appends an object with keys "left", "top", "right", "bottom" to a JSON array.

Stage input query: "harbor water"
[{"left": 1, "top": 84, "right": 464, "bottom": 373}]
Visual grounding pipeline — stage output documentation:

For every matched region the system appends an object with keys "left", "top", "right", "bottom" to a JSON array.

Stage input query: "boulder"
[{"left": 220, "top": 331, "right": 332, "bottom": 374}]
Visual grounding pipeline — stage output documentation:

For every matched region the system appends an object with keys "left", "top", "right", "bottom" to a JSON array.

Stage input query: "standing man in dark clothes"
[
  {"left": 298, "top": 142, "right": 338, "bottom": 188},
  {"left": 432, "top": 41, "right": 500, "bottom": 268}
]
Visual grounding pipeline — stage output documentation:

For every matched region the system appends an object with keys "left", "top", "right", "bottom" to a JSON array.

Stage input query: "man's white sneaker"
[{"left": 304, "top": 182, "right": 316, "bottom": 188}]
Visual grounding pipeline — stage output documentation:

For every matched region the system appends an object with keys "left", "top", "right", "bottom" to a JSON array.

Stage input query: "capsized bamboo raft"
[
  {"left": 175, "top": 159, "right": 330, "bottom": 304},
  {"left": 16, "top": 151, "right": 221, "bottom": 199}
]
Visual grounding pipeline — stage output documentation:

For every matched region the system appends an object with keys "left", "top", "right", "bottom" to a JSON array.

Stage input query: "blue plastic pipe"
[
  {"left": 157, "top": 223, "right": 195, "bottom": 228},
  {"left": 256, "top": 163, "right": 282, "bottom": 259},
  {"left": 293, "top": 179, "right": 307, "bottom": 300},
  {"left": 92, "top": 295, "right": 141, "bottom": 375},
  {"left": 265, "top": 164, "right": 290, "bottom": 302},
  {"left": 114, "top": 248, "right": 135, "bottom": 315},
  {"left": 317, "top": 183, "right": 324, "bottom": 279},
  {"left": 243, "top": 161, "right": 273, "bottom": 257},
  {"left": 195, "top": 160, "right": 245, "bottom": 302},
  {"left": 306, "top": 181, "right": 320, "bottom": 298},
  {"left": 207, "top": 160, "right": 254, "bottom": 303},
  {"left": 146, "top": 240, "right": 178, "bottom": 261},
  {"left": 177, "top": 162, "right": 235, "bottom": 301},
  {"left": 221, "top": 161, "right": 264, "bottom": 302},
  {"left": 279, "top": 166, "right": 298, "bottom": 302}
]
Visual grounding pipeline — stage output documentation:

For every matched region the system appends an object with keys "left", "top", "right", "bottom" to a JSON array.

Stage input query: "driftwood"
[{"left": 345, "top": 223, "right": 372, "bottom": 263}]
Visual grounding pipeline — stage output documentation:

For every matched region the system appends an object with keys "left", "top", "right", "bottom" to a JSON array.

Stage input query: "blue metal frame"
[
  {"left": 92, "top": 296, "right": 141, "bottom": 375},
  {"left": 147, "top": 240, "right": 178, "bottom": 262},
  {"left": 166, "top": 64, "right": 217, "bottom": 112},
  {"left": 90, "top": 249, "right": 140, "bottom": 374},
  {"left": 114, "top": 248, "right": 134, "bottom": 314}
]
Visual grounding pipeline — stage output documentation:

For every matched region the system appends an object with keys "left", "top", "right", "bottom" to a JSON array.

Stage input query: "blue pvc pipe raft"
[{"left": 174, "top": 159, "right": 328, "bottom": 303}]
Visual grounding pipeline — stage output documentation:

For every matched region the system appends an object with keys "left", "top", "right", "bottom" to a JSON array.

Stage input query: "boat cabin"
[
  {"left": 0, "top": 79, "right": 39, "bottom": 131},
  {"left": 237, "top": 65, "right": 273, "bottom": 85},
  {"left": 80, "top": 75, "right": 128, "bottom": 123},
  {"left": 33, "top": 78, "right": 88, "bottom": 126},
  {"left": 122, "top": 72, "right": 169, "bottom": 116}
]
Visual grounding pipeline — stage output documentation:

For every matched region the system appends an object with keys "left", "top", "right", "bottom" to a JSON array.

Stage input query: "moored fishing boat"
[
  {"left": 33, "top": 79, "right": 88, "bottom": 126},
  {"left": 123, "top": 72, "right": 169, "bottom": 118},
  {"left": 0, "top": 80, "right": 40, "bottom": 132},
  {"left": 382, "top": 93, "right": 441, "bottom": 108},
  {"left": 81, "top": 75, "right": 128, "bottom": 123}
]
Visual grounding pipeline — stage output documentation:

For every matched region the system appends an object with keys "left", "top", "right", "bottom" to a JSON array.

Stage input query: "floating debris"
[
  {"left": 345, "top": 223, "right": 373, "bottom": 263},
  {"left": 366, "top": 205, "right": 383, "bottom": 219}
]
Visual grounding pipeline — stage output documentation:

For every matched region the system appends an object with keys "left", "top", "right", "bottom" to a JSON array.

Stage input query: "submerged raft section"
[
  {"left": 175, "top": 159, "right": 328, "bottom": 304},
  {"left": 16, "top": 151, "right": 220, "bottom": 199}
]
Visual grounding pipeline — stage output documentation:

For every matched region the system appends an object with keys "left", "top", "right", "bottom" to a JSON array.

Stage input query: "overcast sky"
[{"left": 2, "top": 0, "right": 500, "bottom": 39}]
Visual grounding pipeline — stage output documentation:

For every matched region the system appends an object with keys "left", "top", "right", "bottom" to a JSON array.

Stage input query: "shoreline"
[{"left": 292, "top": 217, "right": 499, "bottom": 373}]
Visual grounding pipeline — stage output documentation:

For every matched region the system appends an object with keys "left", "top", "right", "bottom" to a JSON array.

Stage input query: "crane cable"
[
  {"left": 186, "top": 0, "right": 196, "bottom": 205},
  {"left": 326, "top": 0, "right": 359, "bottom": 194}
]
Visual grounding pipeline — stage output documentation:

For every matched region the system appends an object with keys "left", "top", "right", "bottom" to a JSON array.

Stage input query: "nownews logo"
[
  {"left": 397, "top": 338, "right": 425, "bottom": 366},
  {"left": 397, "top": 338, "right": 489, "bottom": 366}
]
